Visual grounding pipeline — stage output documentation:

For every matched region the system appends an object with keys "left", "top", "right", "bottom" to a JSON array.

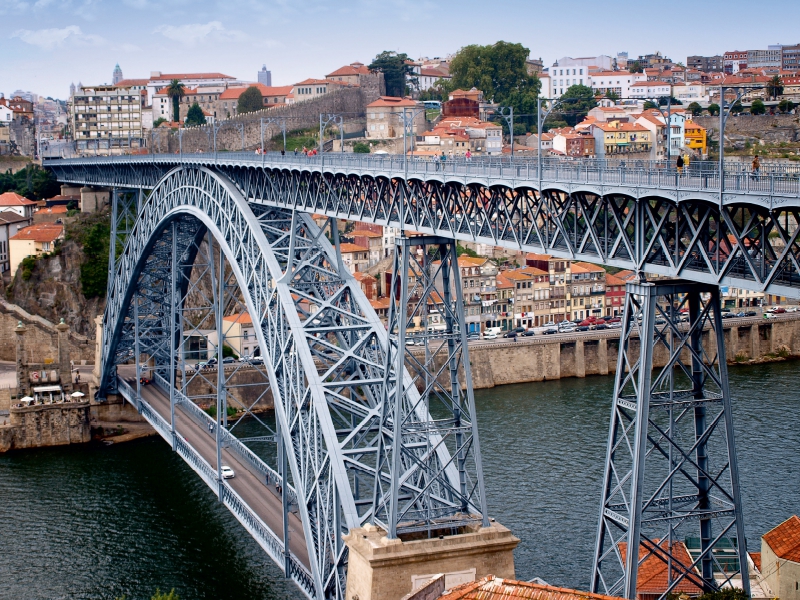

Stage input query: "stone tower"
[{"left": 112, "top": 63, "right": 123, "bottom": 85}]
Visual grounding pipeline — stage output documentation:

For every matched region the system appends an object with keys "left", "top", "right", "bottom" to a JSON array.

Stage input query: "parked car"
[
  {"left": 774, "top": 307, "right": 787, "bottom": 314},
  {"left": 503, "top": 331, "right": 518, "bottom": 339},
  {"left": 764, "top": 313, "right": 777, "bottom": 319},
  {"left": 721, "top": 312, "right": 735, "bottom": 319},
  {"left": 576, "top": 325, "right": 590, "bottom": 332},
  {"left": 405, "top": 338, "right": 416, "bottom": 346},
  {"left": 786, "top": 306, "right": 798, "bottom": 312},
  {"left": 222, "top": 356, "right": 236, "bottom": 364},
  {"left": 745, "top": 311, "right": 758, "bottom": 317},
  {"left": 605, "top": 317, "right": 621, "bottom": 323},
  {"left": 483, "top": 332, "right": 498, "bottom": 340},
  {"left": 221, "top": 465, "right": 235, "bottom": 479},
  {"left": 608, "top": 322, "right": 622, "bottom": 329},
  {"left": 523, "top": 330, "right": 536, "bottom": 336},
  {"left": 250, "top": 357, "right": 264, "bottom": 365},
  {"left": 467, "top": 332, "right": 482, "bottom": 341},
  {"left": 595, "top": 323, "right": 609, "bottom": 330},
  {"left": 542, "top": 328, "right": 558, "bottom": 335}
]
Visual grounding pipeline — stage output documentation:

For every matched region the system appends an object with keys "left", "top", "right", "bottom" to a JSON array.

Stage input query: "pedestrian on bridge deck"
[
  {"left": 676, "top": 155, "right": 684, "bottom": 175},
  {"left": 752, "top": 155, "right": 761, "bottom": 177}
]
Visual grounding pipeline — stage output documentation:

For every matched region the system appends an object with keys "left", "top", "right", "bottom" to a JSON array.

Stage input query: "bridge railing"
[{"left": 46, "top": 151, "right": 800, "bottom": 196}]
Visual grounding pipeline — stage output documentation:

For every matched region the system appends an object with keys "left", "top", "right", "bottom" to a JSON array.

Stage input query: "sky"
[{"left": 2, "top": 0, "right": 800, "bottom": 100}]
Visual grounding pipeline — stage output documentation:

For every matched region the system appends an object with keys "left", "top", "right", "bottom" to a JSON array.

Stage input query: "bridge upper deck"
[{"left": 45, "top": 152, "right": 800, "bottom": 208}]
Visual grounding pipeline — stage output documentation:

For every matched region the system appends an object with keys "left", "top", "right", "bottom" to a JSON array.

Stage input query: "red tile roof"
[
  {"left": 339, "top": 243, "right": 369, "bottom": 253},
  {"left": 222, "top": 312, "right": 253, "bottom": 325},
  {"left": 571, "top": 261, "right": 606, "bottom": 273},
  {"left": 114, "top": 79, "right": 149, "bottom": 87},
  {"left": 763, "top": 515, "right": 800, "bottom": 563},
  {"left": 618, "top": 541, "right": 703, "bottom": 596},
  {"left": 750, "top": 552, "right": 762, "bottom": 572},
  {"left": 326, "top": 62, "right": 371, "bottom": 77},
  {"left": 0, "top": 192, "right": 37, "bottom": 206},
  {"left": 10, "top": 223, "right": 64, "bottom": 243},
  {"left": 150, "top": 72, "right": 234, "bottom": 81},
  {"left": 441, "top": 576, "right": 625, "bottom": 600},
  {"left": 367, "top": 96, "right": 418, "bottom": 108}
]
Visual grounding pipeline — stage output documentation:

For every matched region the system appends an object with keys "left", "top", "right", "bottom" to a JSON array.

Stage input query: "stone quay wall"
[
  {"left": 695, "top": 114, "right": 800, "bottom": 146},
  {"left": 456, "top": 315, "right": 800, "bottom": 390},
  {"left": 0, "top": 401, "right": 91, "bottom": 452}
]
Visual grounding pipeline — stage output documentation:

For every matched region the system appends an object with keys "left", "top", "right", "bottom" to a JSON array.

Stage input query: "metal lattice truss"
[
  {"left": 99, "top": 166, "right": 472, "bottom": 600},
  {"left": 591, "top": 281, "right": 748, "bottom": 600},
  {"left": 373, "top": 236, "right": 489, "bottom": 538},
  {"left": 47, "top": 158, "right": 800, "bottom": 297}
]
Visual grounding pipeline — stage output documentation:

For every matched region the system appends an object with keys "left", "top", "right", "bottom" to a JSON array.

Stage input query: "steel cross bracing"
[
  {"left": 46, "top": 154, "right": 800, "bottom": 298},
  {"left": 590, "top": 280, "right": 748, "bottom": 600},
  {"left": 97, "top": 166, "right": 470, "bottom": 600},
  {"left": 373, "top": 235, "right": 489, "bottom": 538}
]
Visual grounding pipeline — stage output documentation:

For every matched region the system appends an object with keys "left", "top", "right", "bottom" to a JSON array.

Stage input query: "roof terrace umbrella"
[
  {"left": 70, "top": 391, "right": 85, "bottom": 398},
  {"left": 20, "top": 396, "right": 34, "bottom": 402}
]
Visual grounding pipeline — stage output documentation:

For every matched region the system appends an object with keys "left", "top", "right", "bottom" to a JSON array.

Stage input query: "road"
[{"left": 119, "top": 368, "right": 310, "bottom": 570}]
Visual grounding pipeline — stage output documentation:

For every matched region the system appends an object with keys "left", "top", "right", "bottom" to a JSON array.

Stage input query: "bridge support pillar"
[
  {"left": 343, "top": 522, "right": 519, "bottom": 600},
  {"left": 591, "top": 280, "right": 749, "bottom": 600}
]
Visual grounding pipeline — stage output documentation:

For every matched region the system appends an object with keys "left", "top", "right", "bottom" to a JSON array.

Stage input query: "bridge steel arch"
[{"left": 100, "top": 166, "right": 482, "bottom": 600}]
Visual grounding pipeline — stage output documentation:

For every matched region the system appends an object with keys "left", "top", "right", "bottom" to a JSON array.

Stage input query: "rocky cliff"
[{"left": 3, "top": 211, "right": 107, "bottom": 338}]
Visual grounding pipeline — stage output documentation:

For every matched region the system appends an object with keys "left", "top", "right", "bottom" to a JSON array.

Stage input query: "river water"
[{"left": 1, "top": 361, "right": 798, "bottom": 599}]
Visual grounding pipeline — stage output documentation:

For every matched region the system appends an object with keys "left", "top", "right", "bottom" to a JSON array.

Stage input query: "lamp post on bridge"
[
  {"left": 319, "top": 113, "right": 343, "bottom": 176},
  {"left": 718, "top": 86, "right": 748, "bottom": 208},
  {"left": 397, "top": 106, "right": 427, "bottom": 195},
  {"left": 495, "top": 106, "right": 514, "bottom": 159},
  {"left": 260, "top": 116, "right": 287, "bottom": 154}
]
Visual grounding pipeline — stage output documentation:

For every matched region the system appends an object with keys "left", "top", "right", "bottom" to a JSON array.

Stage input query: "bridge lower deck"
[{"left": 119, "top": 368, "right": 310, "bottom": 570}]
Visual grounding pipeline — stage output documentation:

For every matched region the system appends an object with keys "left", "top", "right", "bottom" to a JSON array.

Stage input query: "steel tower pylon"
[
  {"left": 373, "top": 235, "right": 489, "bottom": 538},
  {"left": 591, "top": 280, "right": 749, "bottom": 600}
]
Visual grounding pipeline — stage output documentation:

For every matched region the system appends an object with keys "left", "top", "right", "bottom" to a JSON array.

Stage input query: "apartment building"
[
  {"left": 146, "top": 71, "right": 236, "bottom": 111},
  {"left": 71, "top": 84, "right": 143, "bottom": 154},
  {"left": 365, "top": 96, "right": 424, "bottom": 140},
  {"left": 687, "top": 55, "right": 723, "bottom": 72},
  {"left": 604, "top": 273, "right": 626, "bottom": 316},
  {"left": 568, "top": 262, "right": 606, "bottom": 320},
  {"left": 8, "top": 224, "right": 64, "bottom": 277},
  {"left": 219, "top": 312, "right": 259, "bottom": 358},
  {"left": 525, "top": 253, "right": 570, "bottom": 323},
  {"left": 215, "top": 84, "right": 293, "bottom": 119},
  {"left": 289, "top": 79, "right": 351, "bottom": 104},
  {"left": 591, "top": 121, "right": 652, "bottom": 157},
  {"left": 505, "top": 267, "right": 551, "bottom": 328},
  {"left": 0, "top": 212, "right": 32, "bottom": 274},
  {"left": 340, "top": 243, "right": 370, "bottom": 273},
  {"left": 152, "top": 86, "right": 224, "bottom": 122}
]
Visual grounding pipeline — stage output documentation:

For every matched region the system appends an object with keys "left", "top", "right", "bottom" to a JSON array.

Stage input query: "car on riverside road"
[
  {"left": 483, "top": 332, "right": 498, "bottom": 340},
  {"left": 221, "top": 465, "right": 235, "bottom": 479}
]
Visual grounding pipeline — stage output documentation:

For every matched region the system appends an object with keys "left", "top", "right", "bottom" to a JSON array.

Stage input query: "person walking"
[
  {"left": 752, "top": 154, "right": 761, "bottom": 177},
  {"left": 440, "top": 151, "right": 447, "bottom": 172},
  {"left": 294, "top": 148, "right": 298, "bottom": 157},
  {"left": 465, "top": 150, "right": 472, "bottom": 161},
  {"left": 676, "top": 154, "right": 684, "bottom": 175},
  {"left": 683, "top": 153, "right": 690, "bottom": 171}
]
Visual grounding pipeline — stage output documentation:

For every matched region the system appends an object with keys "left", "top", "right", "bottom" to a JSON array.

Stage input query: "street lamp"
[
  {"left": 319, "top": 113, "right": 343, "bottom": 155},
  {"left": 495, "top": 106, "right": 514, "bottom": 158},
  {"left": 718, "top": 86, "right": 747, "bottom": 208},
  {"left": 261, "top": 117, "right": 287, "bottom": 154}
]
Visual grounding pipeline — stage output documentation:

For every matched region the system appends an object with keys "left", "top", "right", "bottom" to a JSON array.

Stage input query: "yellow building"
[
  {"left": 684, "top": 120, "right": 707, "bottom": 155},
  {"left": 8, "top": 224, "right": 64, "bottom": 277},
  {"left": 592, "top": 121, "right": 652, "bottom": 156}
]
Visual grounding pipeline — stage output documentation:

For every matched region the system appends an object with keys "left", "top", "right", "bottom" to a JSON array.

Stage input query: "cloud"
[
  {"left": 153, "top": 20, "right": 248, "bottom": 45},
  {"left": 11, "top": 25, "right": 90, "bottom": 49}
]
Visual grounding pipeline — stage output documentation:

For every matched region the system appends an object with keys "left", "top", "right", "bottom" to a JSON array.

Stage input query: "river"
[{"left": 1, "top": 361, "right": 798, "bottom": 599}]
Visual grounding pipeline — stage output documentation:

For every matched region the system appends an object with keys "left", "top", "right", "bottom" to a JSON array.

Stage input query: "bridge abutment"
[{"left": 343, "top": 522, "right": 519, "bottom": 600}]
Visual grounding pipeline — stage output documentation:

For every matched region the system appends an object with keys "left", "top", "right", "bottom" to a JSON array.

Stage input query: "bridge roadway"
[{"left": 117, "top": 366, "right": 310, "bottom": 571}]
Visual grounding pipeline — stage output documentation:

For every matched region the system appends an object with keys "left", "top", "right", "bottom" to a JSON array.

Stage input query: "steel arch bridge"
[
  {"left": 98, "top": 165, "right": 487, "bottom": 599},
  {"left": 47, "top": 152, "right": 800, "bottom": 298},
  {"left": 44, "top": 153, "right": 800, "bottom": 600}
]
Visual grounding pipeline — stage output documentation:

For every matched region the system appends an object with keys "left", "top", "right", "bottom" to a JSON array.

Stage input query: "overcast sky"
[{"left": 3, "top": 0, "right": 800, "bottom": 100}]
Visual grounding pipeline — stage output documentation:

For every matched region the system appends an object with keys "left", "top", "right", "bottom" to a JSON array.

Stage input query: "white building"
[
  {"left": 554, "top": 55, "right": 614, "bottom": 70},
  {"left": 145, "top": 71, "right": 237, "bottom": 111},
  {"left": 587, "top": 70, "right": 646, "bottom": 99},
  {"left": 0, "top": 191, "right": 37, "bottom": 220},
  {"left": 0, "top": 212, "right": 32, "bottom": 274},
  {"left": 629, "top": 81, "right": 674, "bottom": 101},
  {"left": 0, "top": 105, "right": 13, "bottom": 124}
]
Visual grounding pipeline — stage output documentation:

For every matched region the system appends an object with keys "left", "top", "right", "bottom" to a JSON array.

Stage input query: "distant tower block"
[
  {"left": 258, "top": 65, "right": 272, "bottom": 87},
  {"left": 112, "top": 63, "right": 123, "bottom": 85}
]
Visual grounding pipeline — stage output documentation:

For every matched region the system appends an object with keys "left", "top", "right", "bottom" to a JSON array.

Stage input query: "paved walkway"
[{"left": 121, "top": 371, "right": 309, "bottom": 569}]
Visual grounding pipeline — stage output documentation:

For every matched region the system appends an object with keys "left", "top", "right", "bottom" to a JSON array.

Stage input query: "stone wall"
[
  {"left": 0, "top": 401, "right": 91, "bottom": 452},
  {"left": 463, "top": 316, "right": 800, "bottom": 389},
  {"left": 0, "top": 300, "right": 95, "bottom": 363},
  {"left": 695, "top": 114, "right": 800, "bottom": 146},
  {"left": 176, "top": 366, "right": 274, "bottom": 411},
  {"left": 157, "top": 87, "right": 374, "bottom": 154}
]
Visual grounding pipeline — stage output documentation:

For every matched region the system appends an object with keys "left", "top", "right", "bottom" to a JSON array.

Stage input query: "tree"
[
  {"left": 153, "top": 117, "right": 166, "bottom": 128},
  {"left": 352, "top": 142, "right": 371, "bottom": 153},
  {"left": 629, "top": 61, "right": 643, "bottom": 73},
  {"left": 368, "top": 51, "right": 415, "bottom": 97},
  {"left": 658, "top": 96, "right": 682, "bottom": 106},
  {"left": 556, "top": 85, "right": 597, "bottom": 126},
  {"left": 767, "top": 75, "right": 784, "bottom": 100},
  {"left": 750, "top": 99, "right": 766, "bottom": 115},
  {"left": 687, "top": 102, "right": 703, "bottom": 116},
  {"left": 605, "top": 90, "right": 620, "bottom": 101},
  {"left": 778, "top": 98, "right": 795, "bottom": 113},
  {"left": 445, "top": 41, "right": 541, "bottom": 130},
  {"left": 185, "top": 102, "right": 206, "bottom": 126},
  {"left": 730, "top": 101, "right": 744, "bottom": 115},
  {"left": 237, "top": 86, "right": 263, "bottom": 114},
  {"left": 643, "top": 100, "right": 658, "bottom": 110},
  {"left": 707, "top": 103, "right": 720, "bottom": 116},
  {"left": 696, "top": 588, "right": 748, "bottom": 600},
  {"left": 164, "top": 79, "right": 185, "bottom": 123},
  {"left": 151, "top": 590, "right": 179, "bottom": 600}
]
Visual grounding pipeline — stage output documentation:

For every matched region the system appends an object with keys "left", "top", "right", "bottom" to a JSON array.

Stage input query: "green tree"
[
  {"left": 555, "top": 85, "right": 597, "bottom": 126},
  {"left": 643, "top": 100, "right": 658, "bottom": 110},
  {"left": 0, "top": 164, "right": 60, "bottom": 200},
  {"left": 629, "top": 61, "right": 643, "bottom": 73},
  {"left": 237, "top": 86, "right": 264, "bottom": 114},
  {"left": 778, "top": 98, "right": 795, "bottom": 113},
  {"left": 352, "top": 142, "right": 371, "bottom": 153},
  {"left": 730, "top": 101, "right": 744, "bottom": 115},
  {"left": 368, "top": 51, "right": 415, "bottom": 97},
  {"left": 445, "top": 41, "right": 541, "bottom": 130},
  {"left": 77, "top": 220, "right": 111, "bottom": 298},
  {"left": 687, "top": 102, "right": 703, "bottom": 116},
  {"left": 658, "top": 96, "right": 682, "bottom": 106},
  {"left": 767, "top": 75, "right": 783, "bottom": 100},
  {"left": 605, "top": 90, "right": 620, "bottom": 101},
  {"left": 185, "top": 102, "right": 206, "bottom": 126},
  {"left": 696, "top": 588, "right": 748, "bottom": 600},
  {"left": 707, "top": 103, "right": 720, "bottom": 115},
  {"left": 750, "top": 99, "right": 766, "bottom": 115},
  {"left": 151, "top": 589, "right": 180, "bottom": 600},
  {"left": 153, "top": 117, "right": 166, "bottom": 128},
  {"left": 164, "top": 79, "right": 186, "bottom": 123}
]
